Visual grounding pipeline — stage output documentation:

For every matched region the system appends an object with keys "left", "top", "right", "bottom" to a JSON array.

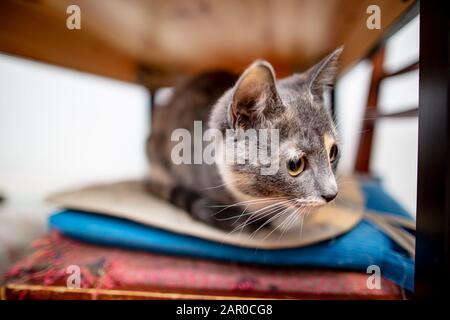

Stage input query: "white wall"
[
  {"left": 336, "top": 16, "right": 419, "bottom": 216},
  {"left": 0, "top": 53, "right": 150, "bottom": 236},
  {"left": 0, "top": 54, "right": 149, "bottom": 196},
  {"left": 0, "top": 54, "right": 150, "bottom": 270}
]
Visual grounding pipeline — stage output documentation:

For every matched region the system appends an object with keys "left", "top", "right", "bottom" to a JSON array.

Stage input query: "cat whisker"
[
  {"left": 259, "top": 207, "right": 297, "bottom": 242},
  {"left": 217, "top": 200, "right": 287, "bottom": 222},
  {"left": 299, "top": 206, "right": 313, "bottom": 238},
  {"left": 209, "top": 197, "right": 288, "bottom": 216},
  {"left": 208, "top": 196, "right": 288, "bottom": 209},
  {"left": 278, "top": 207, "right": 300, "bottom": 240},
  {"left": 233, "top": 200, "right": 292, "bottom": 234},
  {"left": 214, "top": 210, "right": 254, "bottom": 221},
  {"left": 220, "top": 200, "right": 284, "bottom": 234},
  {"left": 241, "top": 200, "right": 315, "bottom": 236},
  {"left": 230, "top": 205, "right": 249, "bottom": 226},
  {"left": 249, "top": 203, "right": 295, "bottom": 239},
  {"left": 202, "top": 179, "right": 241, "bottom": 190},
  {"left": 228, "top": 200, "right": 292, "bottom": 237},
  {"left": 214, "top": 204, "right": 279, "bottom": 222},
  {"left": 246, "top": 198, "right": 292, "bottom": 216}
]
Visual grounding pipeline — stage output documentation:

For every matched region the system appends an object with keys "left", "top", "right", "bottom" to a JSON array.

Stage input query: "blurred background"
[{"left": 0, "top": 0, "right": 418, "bottom": 273}]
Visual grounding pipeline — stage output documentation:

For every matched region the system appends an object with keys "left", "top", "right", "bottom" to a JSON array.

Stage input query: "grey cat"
[{"left": 146, "top": 47, "right": 342, "bottom": 232}]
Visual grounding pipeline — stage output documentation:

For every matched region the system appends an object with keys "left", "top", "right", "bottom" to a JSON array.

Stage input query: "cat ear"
[
  {"left": 230, "top": 60, "right": 280, "bottom": 129},
  {"left": 306, "top": 47, "right": 343, "bottom": 98}
]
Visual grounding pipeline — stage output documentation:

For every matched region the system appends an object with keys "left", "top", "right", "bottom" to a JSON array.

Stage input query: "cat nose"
[{"left": 322, "top": 192, "right": 337, "bottom": 202}]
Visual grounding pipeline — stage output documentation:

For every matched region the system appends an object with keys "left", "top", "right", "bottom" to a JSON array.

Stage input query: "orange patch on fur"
[{"left": 323, "top": 133, "right": 335, "bottom": 154}]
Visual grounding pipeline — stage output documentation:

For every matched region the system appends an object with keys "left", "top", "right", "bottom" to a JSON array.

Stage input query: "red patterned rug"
[{"left": 2, "top": 232, "right": 403, "bottom": 299}]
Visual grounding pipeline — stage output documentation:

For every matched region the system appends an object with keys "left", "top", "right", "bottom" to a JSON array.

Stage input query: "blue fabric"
[{"left": 48, "top": 180, "right": 415, "bottom": 291}]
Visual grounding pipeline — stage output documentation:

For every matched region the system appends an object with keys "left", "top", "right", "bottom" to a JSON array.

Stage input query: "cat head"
[{"left": 210, "top": 47, "right": 342, "bottom": 208}]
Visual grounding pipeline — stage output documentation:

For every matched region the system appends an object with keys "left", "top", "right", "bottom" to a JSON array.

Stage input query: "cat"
[{"left": 146, "top": 47, "right": 342, "bottom": 233}]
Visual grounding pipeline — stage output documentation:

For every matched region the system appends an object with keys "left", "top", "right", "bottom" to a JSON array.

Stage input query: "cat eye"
[
  {"left": 329, "top": 145, "right": 338, "bottom": 163},
  {"left": 287, "top": 157, "right": 306, "bottom": 177}
]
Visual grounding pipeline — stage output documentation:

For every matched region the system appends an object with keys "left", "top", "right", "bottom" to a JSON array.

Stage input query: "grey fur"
[{"left": 146, "top": 48, "right": 343, "bottom": 231}]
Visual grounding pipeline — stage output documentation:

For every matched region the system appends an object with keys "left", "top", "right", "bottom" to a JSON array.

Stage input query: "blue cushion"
[{"left": 49, "top": 180, "right": 415, "bottom": 291}]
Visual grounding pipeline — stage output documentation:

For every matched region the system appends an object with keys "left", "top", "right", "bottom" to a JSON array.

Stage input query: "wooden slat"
[
  {"left": 382, "top": 61, "right": 419, "bottom": 79},
  {"left": 336, "top": 0, "right": 416, "bottom": 73},
  {"left": 364, "top": 107, "right": 419, "bottom": 120},
  {"left": 0, "top": 0, "right": 138, "bottom": 82},
  {"left": 0, "top": 0, "right": 416, "bottom": 84},
  {"left": 2, "top": 284, "right": 262, "bottom": 300},
  {"left": 354, "top": 48, "right": 385, "bottom": 173}
]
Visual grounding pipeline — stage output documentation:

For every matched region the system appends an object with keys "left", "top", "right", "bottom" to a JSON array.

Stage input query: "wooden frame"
[
  {"left": 414, "top": 0, "right": 450, "bottom": 299},
  {"left": 2, "top": 0, "right": 450, "bottom": 299},
  {"left": 350, "top": 0, "right": 450, "bottom": 298},
  {"left": 354, "top": 48, "right": 419, "bottom": 173},
  {"left": 0, "top": 0, "right": 415, "bottom": 87}
]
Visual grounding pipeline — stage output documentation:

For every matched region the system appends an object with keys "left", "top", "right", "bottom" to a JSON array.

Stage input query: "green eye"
[
  {"left": 287, "top": 157, "right": 305, "bottom": 177},
  {"left": 329, "top": 145, "right": 338, "bottom": 163}
]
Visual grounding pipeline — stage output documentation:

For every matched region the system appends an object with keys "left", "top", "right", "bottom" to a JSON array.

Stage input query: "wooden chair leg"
[{"left": 354, "top": 47, "right": 385, "bottom": 173}]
